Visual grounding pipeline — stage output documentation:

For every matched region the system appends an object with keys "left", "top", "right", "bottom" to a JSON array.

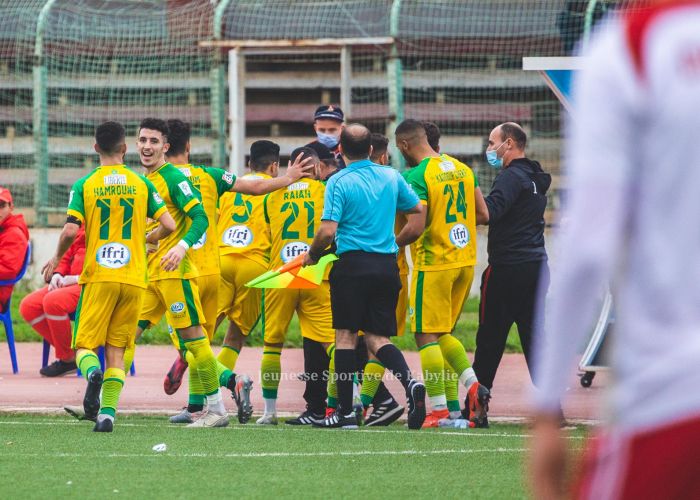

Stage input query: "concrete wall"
[{"left": 23, "top": 227, "right": 556, "bottom": 296}]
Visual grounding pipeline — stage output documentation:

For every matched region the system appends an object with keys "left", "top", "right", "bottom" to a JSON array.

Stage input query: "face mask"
[
  {"left": 317, "top": 132, "right": 339, "bottom": 149},
  {"left": 485, "top": 141, "right": 507, "bottom": 169}
]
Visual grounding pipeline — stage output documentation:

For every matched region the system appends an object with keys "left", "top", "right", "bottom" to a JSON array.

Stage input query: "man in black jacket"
[{"left": 473, "top": 122, "right": 551, "bottom": 398}]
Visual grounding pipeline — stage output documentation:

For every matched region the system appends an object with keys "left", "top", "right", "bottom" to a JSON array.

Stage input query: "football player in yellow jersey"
[
  {"left": 42, "top": 121, "right": 176, "bottom": 432},
  {"left": 257, "top": 146, "right": 335, "bottom": 426},
  {"left": 151, "top": 121, "right": 313, "bottom": 426},
  {"left": 213, "top": 141, "right": 275, "bottom": 375},
  {"left": 395, "top": 118, "right": 492, "bottom": 428}
]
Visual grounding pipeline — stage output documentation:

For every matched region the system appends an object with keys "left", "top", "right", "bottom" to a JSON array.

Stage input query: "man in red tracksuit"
[
  {"left": 20, "top": 227, "right": 85, "bottom": 376},
  {"left": 0, "top": 186, "right": 29, "bottom": 313}
]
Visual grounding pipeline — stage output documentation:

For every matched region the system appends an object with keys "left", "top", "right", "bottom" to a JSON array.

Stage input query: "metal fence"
[{"left": 0, "top": 0, "right": 628, "bottom": 226}]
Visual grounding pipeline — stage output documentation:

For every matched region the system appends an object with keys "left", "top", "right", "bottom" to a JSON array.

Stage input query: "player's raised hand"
[
  {"left": 161, "top": 244, "right": 186, "bottom": 271},
  {"left": 42, "top": 257, "right": 60, "bottom": 283},
  {"left": 285, "top": 155, "right": 314, "bottom": 182}
]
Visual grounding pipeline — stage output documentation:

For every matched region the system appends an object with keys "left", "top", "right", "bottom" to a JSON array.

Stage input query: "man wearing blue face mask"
[
  {"left": 308, "top": 105, "right": 346, "bottom": 170},
  {"left": 472, "top": 122, "right": 551, "bottom": 417}
]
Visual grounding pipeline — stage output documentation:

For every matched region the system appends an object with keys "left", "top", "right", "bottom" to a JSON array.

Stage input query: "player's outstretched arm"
[
  {"left": 395, "top": 204, "right": 426, "bottom": 247},
  {"left": 303, "top": 220, "right": 337, "bottom": 266},
  {"left": 231, "top": 155, "right": 314, "bottom": 196},
  {"left": 42, "top": 221, "right": 80, "bottom": 282},
  {"left": 475, "top": 187, "right": 489, "bottom": 225}
]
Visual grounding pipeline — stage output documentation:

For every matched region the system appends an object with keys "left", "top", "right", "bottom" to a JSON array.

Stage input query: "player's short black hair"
[
  {"left": 291, "top": 146, "right": 319, "bottom": 164},
  {"left": 370, "top": 133, "right": 389, "bottom": 162},
  {"left": 95, "top": 121, "right": 126, "bottom": 154},
  {"left": 340, "top": 123, "right": 371, "bottom": 160},
  {"left": 422, "top": 121, "right": 440, "bottom": 150},
  {"left": 305, "top": 141, "right": 334, "bottom": 161},
  {"left": 394, "top": 119, "right": 427, "bottom": 141},
  {"left": 249, "top": 140, "right": 280, "bottom": 171},
  {"left": 166, "top": 119, "right": 190, "bottom": 157},
  {"left": 138, "top": 118, "right": 169, "bottom": 141},
  {"left": 500, "top": 122, "right": 527, "bottom": 150}
]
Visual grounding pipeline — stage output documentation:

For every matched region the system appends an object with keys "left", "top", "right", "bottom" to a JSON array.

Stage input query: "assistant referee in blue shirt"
[{"left": 303, "top": 123, "right": 427, "bottom": 430}]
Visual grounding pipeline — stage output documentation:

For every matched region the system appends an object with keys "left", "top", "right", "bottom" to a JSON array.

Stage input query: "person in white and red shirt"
[{"left": 531, "top": 1, "right": 700, "bottom": 498}]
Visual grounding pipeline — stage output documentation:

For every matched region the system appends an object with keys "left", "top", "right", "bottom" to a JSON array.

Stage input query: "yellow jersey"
[
  {"left": 176, "top": 164, "right": 235, "bottom": 276},
  {"left": 67, "top": 164, "right": 167, "bottom": 288},
  {"left": 405, "top": 154, "right": 478, "bottom": 270},
  {"left": 264, "top": 179, "right": 326, "bottom": 270},
  {"left": 145, "top": 163, "right": 205, "bottom": 281}
]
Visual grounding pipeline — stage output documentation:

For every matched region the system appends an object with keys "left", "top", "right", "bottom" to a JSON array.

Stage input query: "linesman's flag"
[{"left": 245, "top": 253, "right": 338, "bottom": 289}]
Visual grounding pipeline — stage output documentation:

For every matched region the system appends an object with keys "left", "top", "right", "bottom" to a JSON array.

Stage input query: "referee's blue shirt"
[{"left": 322, "top": 158, "right": 419, "bottom": 255}]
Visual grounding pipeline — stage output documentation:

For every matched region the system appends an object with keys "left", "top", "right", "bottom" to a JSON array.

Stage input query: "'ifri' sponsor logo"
[
  {"left": 223, "top": 225, "right": 253, "bottom": 247},
  {"left": 449, "top": 223, "right": 469, "bottom": 248},
  {"left": 281, "top": 241, "right": 309, "bottom": 263},
  {"left": 96, "top": 242, "right": 131, "bottom": 269}
]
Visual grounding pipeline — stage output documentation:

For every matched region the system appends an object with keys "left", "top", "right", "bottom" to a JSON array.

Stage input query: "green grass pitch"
[{"left": 0, "top": 414, "right": 586, "bottom": 499}]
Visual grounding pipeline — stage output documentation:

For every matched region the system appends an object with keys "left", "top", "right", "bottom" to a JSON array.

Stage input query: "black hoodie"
[{"left": 484, "top": 158, "right": 551, "bottom": 265}]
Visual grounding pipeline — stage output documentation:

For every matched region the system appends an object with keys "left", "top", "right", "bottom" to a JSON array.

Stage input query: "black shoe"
[
  {"left": 83, "top": 369, "right": 103, "bottom": 422},
  {"left": 40, "top": 359, "right": 77, "bottom": 377},
  {"left": 285, "top": 409, "right": 325, "bottom": 426},
  {"left": 93, "top": 418, "right": 113, "bottom": 433},
  {"left": 312, "top": 411, "right": 359, "bottom": 429},
  {"left": 406, "top": 380, "right": 426, "bottom": 430},
  {"left": 365, "top": 399, "right": 405, "bottom": 427},
  {"left": 465, "top": 382, "right": 491, "bottom": 428}
]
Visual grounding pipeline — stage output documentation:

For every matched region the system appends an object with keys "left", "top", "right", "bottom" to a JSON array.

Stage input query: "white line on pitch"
[
  {"left": 0, "top": 419, "right": 586, "bottom": 439},
  {"left": 0, "top": 448, "right": 528, "bottom": 459}
]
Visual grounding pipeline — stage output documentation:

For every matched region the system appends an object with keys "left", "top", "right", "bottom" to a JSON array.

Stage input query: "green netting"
[{"left": 0, "top": 0, "right": 642, "bottom": 226}]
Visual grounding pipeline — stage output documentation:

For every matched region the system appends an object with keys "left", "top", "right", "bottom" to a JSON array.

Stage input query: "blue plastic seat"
[{"left": 0, "top": 244, "right": 31, "bottom": 374}]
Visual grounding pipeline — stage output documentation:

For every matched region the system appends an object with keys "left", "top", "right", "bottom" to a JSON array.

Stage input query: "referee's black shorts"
[{"left": 329, "top": 251, "right": 401, "bottom": 337}]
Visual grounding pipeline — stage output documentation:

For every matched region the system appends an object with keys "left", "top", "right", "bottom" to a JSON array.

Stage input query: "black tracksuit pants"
[{"left": 473, "top": 260, "right": 549, "bottom": 390}]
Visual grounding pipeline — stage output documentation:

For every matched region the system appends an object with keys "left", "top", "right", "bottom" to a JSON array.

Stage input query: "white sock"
[
  {"left": 264, "top": 397, "right": 277, "bottom": 415},
  {"left": 206, "top": 390, "right": 226, "bottom": 414},
  {"left": 97, "top": 413, "right": 114, "bottom": 423},
  {"left": 449, "top": 410, "right": 462, "bottom": 420},
  {"left": 429, "top": 395, "right": 447, "bottom": 410},
  {"left": 459, "top": 368, "right": 478, "bottom": 389}
]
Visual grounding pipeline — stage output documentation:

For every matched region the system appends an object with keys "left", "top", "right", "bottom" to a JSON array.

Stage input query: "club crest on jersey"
[
  {"left": 223, "top": 172, "right": 234, "bottom": 185},
  {"left": 96, "top": 242, "right": 131, "bottom": 269},
  {"left": 281, "top": 241, "right": 309, "bottom": 263},
  {"left": 170, "top": 302, "right": 185, "bottom": 313},
  {"left": 179, "top": 167, "right": 192, "bottom": 177},
  {"left": 103, "top": 174, "right": 127, "bottom": 185},
  {"left": 192, "top": 232, "right": 207, "bottom": 250},
  {"left": 449, "top": 223, "right": 469, "bottom": 248},
  {"left": 178, "top": 181, "right": 192, "bottom": 197},
  {"left": 223, "top": 225, "right": 253, "bottom": 247}
]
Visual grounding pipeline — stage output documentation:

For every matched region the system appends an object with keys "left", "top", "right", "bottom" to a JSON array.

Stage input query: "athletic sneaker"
[
  {"left": 169, "top": 407, "right": 204, "bottom": 424},
  {"left": 255, "top": 413, "right": 278, "bottom": 425},
  {"left": 93, "top": 417, "right": 113, "bottom": 433},
  {"left": 325, "top": 407, "right": 336, "bottom": 418},
  {"left": 40, "top": 359, "right": 77, "bottom": 377},
  {"left": 230, "top": 374, "right": 253, "bottom": 424},
  {"left": 406, "top": 380, "right": 426, "bottom": 430},
  {"left": 285, "top": 409, "right": 325, "bottom": 426},
  {"left": 466, "top": 382, "right": 491, "bottom": 428},
  {"left": 365, "top": 399, "right": 405, "bottom": 427},
  {"left": 83, "top": 369, "right": 103, "bottom": 422},
  {"left": 163, "top": 355, "right": 188, "bottom": 395},
  {"left": 312, "top": 411, "right": 359, "bottom": 429},
  {"left": 421, "top": 408, "right": 450, "bottom": 429},
  {"left": 186, "top": 409, "right": 229, "bottom": 428}
]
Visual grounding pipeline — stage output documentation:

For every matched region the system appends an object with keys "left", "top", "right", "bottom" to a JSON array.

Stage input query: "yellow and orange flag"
[{"left": 245, "top": 253, "right": 337, "bottom": 289}]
